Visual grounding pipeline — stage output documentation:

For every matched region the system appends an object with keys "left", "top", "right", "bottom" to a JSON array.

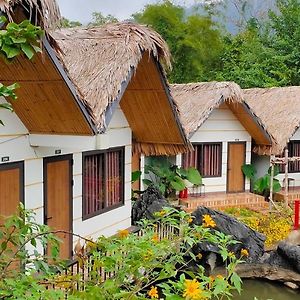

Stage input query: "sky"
[{"left": 57, "top": 0, "right": 199, "bottom": 24}]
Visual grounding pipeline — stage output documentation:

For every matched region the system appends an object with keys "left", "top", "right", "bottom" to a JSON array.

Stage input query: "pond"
[{"left": 234, "top": 279, "right": 300, "bottom": 300}]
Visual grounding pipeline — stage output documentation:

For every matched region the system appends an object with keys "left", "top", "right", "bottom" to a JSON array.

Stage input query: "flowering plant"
[{"left": 67, "top": 207, "right": 245, "bottom": 299}]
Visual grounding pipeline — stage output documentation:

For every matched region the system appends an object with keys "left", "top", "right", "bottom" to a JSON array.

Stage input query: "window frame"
[
  {"left": 183, "top": 142, "right": 223, "bottom": 178},
  {"left": 280, "top": 140, "right": 300, "bottom": 174},
  {"left": 82, "top": 147, "right": 125, "bottom": 220}
]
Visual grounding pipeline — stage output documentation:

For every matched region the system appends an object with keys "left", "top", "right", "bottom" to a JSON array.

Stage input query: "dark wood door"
[
  {"left": 0, "top": 162, "right": 24, "bottom": 220},
  {"left": 227, "top": 142, "right": 246, "bottom": 193},
  {"left": 44, "top": 155, "right": 73, "bottom": 260}
]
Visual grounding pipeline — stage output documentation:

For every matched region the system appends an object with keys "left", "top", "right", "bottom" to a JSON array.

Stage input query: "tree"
[
  {"left": 215, "top": 0, "right": 300, "bottom": 88},
  {"left": 134, "top": 0, "right": 224, "bottom": 83},
  {"left": 88, "top": 12, "right": 118, "bottom": 27},
  {"left": 60, "top": 17, "right": 82, "bottom": 28}
]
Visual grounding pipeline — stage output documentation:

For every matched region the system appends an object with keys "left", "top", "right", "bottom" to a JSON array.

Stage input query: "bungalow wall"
[
  {"left": 0, "top": 100, "right": 132, "bottom": 254},
  {"left": 176, "top": 104, "right": 251, "bottom": 193}
]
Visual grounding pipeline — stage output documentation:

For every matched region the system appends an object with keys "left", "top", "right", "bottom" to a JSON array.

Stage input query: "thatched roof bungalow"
[
  {"left": 171, "top": 82, "right": 272, "bottom": 146},
  {"left": 49, "top": 23, "right": 189, "bottom": 155},
  {"left": 244, "top": 86, "right": 300, "bottom": 156},
  {"left": 170, "top": 82, "right": 272, "bottom": 194}
]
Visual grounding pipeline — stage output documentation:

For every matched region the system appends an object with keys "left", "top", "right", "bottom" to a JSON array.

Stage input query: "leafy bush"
[
  {"left": 0, "top": 205, "right": 65, "bottom": 299},
  {"left": 143, "top": 157, "right": 202, "bottom": 198},
  {"left": 66, "top": 207, "right": 246, "bottom": 299}
]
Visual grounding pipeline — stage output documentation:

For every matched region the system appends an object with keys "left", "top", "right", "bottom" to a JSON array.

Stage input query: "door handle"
[{"left": 46, "top": 216, "right": 53, "bottom": 221}]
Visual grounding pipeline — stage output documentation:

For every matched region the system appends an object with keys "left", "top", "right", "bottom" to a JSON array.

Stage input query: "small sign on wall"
[
  {"left": 55, "top": 149, "right": 62, "bottom": 155},
  {"left": 1, "top": 156, "right": 9, "bottom": 162}
]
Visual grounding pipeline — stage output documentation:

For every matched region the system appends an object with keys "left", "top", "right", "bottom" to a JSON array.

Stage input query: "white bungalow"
[
  {"left": 0, "top": 3, "right": 188, "bottom": 259},
  {"left": 169, "top": 82, "right": 272, "bottom": 210},
  {"left": 244, "top": 86, "right": 300, "bottom": 202}
]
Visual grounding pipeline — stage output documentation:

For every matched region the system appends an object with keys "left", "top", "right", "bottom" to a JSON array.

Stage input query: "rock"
[
  {"left": 132, "top": 187, "right": 170, "bottom": 224},
  {"left": 192, "top": 206, "right": 266, "bottom": 263},
  {"left": 228, "top": 263, "right": 300, "bottom": 286},
  {"left": 259, "top": 250, "right": 294, "bottom": 270},
  {"left": 277, "top": 242, "right": 300, "bottom": 273},
  {"left": 284, "top": 282, "right": 299, "bottom": 289},
  {"left": 285, "top": 230, "right": 300, "bottom": 246}
]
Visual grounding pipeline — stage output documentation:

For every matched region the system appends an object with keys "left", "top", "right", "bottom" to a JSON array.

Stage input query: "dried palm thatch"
[
  {"left": 0, "top": 0, "right": 60, "bottom": 29},
  {"left": 244, "top": 86, "right": 300, "bottom": 155},
  {"left": 170, "top": 81, "right": 244, "bottom": 136},
  {"left": 50, "top": 22, "right": 171, "bottom": 132}
]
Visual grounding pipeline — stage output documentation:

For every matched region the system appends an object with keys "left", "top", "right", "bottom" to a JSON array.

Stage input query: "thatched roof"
[
  {"left": 0, "top": 0, "right": 61, "bottom": 29},
  {"left": 170, "top": 81, "right": 272, "bottom": 146},
  {"left": 50, "top": 22, "right": 172, "bottom": 132},
  {"left": 171, "top": 82, "right": 243, "bottom": 135},
  {"left": 244, "top": 86, "right": 300, "bottom": 155}
]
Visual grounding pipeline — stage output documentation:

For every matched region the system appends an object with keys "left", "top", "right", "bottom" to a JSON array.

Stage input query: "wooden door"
[
  {"left": 227, "top": 142, "right": 246, "bottom": 193},
  {"left": 44, "top": 155, "right": 73, "bottom": 260},
  {"left": 132, "top": 152, "right": 141, "bottom": 191},
  {"left": 0, "top": 162, "right": 24, "bottom": 220}
]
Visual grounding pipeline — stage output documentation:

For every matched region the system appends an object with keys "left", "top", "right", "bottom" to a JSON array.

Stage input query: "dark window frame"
[
  {"left": 279, "top": 141, "right": 300, "bottom": 174},
  {"left": 182, "top": 142, "right": 223, "bottom": 178},
  {"left": 82, "top": 147, "right": 125, "bottom": 220}
]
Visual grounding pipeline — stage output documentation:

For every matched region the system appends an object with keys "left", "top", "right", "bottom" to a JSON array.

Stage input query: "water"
[{"left": 233, "top": 279, "right": 300, "bottom": 300}]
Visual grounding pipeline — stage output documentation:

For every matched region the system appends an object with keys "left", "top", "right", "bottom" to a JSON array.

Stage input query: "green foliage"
[
  {"left": 242, "top": 163, "right": 257, "bottom": 179},
  {"left": 61, "top": 17, "right": 82, "bottom": 28},
  {"left": 0, "top": 17, "right": 43, "bottom": 60},
  {"left": 0, "top": 17, "right": 43, "bottom": 123},
  {"left": 88, "top": 12, "right": 118, "bottom": 27},
  {"left": 67, "top": 207, "right": 244, "bottom": 299},
  {"left": 242, "top": 164, "right": 281, "bottom": 196},
  {"left": 143, "top": 157, "right": 202, "bottom": 197},
  {"left": 134, "top": 0, "right": 224, "bottom": 83},
  {"left": 0, "top": 205, "right": 65, "bottom": 299}
]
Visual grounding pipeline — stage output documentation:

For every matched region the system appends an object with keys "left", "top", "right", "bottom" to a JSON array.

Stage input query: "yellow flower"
[
  {"left": 228, "top": 251, "right": 235, "bottom": 258},
  {"left": 159, "top": 210, "right": 166, "bottom": 217},
  {"left": 202, "top": 215, "right": 216, "bottom": 228},
  {"left": 148, "top": 286, "right": 159, "bottom": 299},
  {"left": 241, "top": 248, "right": 249, "bottom": 257},
  {"left": 183, "top": 279, "right": 203, "bottom": 299},
  {"left": 144, "top": 249, "right": 154, "bottom": 261},
  {"left": 117, "top": 229, "right": 129, "bottom": 238},
  {"left": 196, "top": 253, "right": 203, "bottom": 259},
  {"left": 216, "top": 275, "right": 224, "bottom": 280},
  {"left": 152, "top": 233, "right": 159, "bottom": 243},
  {"left": 188, "top": 217, "right": 193, "bottom": 223}
]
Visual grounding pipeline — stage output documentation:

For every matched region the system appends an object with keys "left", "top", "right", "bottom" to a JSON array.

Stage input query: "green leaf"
[
  {"left": 2, "top": 44, "right": 21, "bottom": 58},
  {"left": 142, "top": 179, "right": 153, "bottom": 187},
  {"left": 131, "top": 170, "right": 142, "bottom": 183},
  {"left": 21, "top": 43, "right": 34, "bottom": 59},
  {"left": 242, "top": 164, "right": 256, "bottom": 179},
  {"left": 170, "top": 176, "right": 185, "bottom": 191},
  {"left": 186, "top": 167, "right": 202, "bottom": 185},
  {"left": 230, "top": 272, "right": 242, "bottom": 294}
]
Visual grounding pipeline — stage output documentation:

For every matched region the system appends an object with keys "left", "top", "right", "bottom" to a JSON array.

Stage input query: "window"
[
  {"left": 83, "top": 148, "right": 124, "bottom": 219},
  {"left": 182, "top": 143, "right": 222, "bottom": 177},
  {"left": 280, "top": 141, "right": 300, "bottom": 173}
]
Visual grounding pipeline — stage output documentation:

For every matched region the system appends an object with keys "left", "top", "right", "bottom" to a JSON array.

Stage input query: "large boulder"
[
  {"left": 277, "top": 242, "right": 300, "bottom": 273},
  {"left": 132, "top": 187, "right": 170, "bottom": 224},
  {"left": 192, "top": 206, "right": 266, "bottom": 263}
]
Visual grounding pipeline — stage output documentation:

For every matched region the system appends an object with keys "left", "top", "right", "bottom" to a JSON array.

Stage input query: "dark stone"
[
  {"left": 277, "top": 242, "right": 300, "bottom": 273},
  {"left": 259, "top": 250, "right": 295, "bottom": 270},
  {"left": 132, "top": 187, "right": 170, "bottom": 224},
  {"left": 192, "top": 206, "right": 266, "bottom": 263}
]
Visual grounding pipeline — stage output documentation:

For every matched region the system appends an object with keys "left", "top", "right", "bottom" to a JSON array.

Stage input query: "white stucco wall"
[
  {"left": 176, "top": 104, "right": 251, "bottom": 193},
  {"left": 0, "top": 100, "right": 132, "bottom": 254}
]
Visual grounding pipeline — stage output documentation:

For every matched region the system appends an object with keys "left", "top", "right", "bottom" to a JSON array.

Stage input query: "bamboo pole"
[
  {"left": 285, "top": 148, "right": 289, "bottom": 208},
  {"left": 269, "top": 157, "right": 274, "bottom": 210}
]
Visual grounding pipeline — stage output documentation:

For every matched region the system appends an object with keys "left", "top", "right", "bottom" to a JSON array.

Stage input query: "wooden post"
[
  {"left": 285, "top": 148, "right": 289, "bottom": 208},
  {"left": 269, "top": 157, "right": 274, "bottom": 210}
]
